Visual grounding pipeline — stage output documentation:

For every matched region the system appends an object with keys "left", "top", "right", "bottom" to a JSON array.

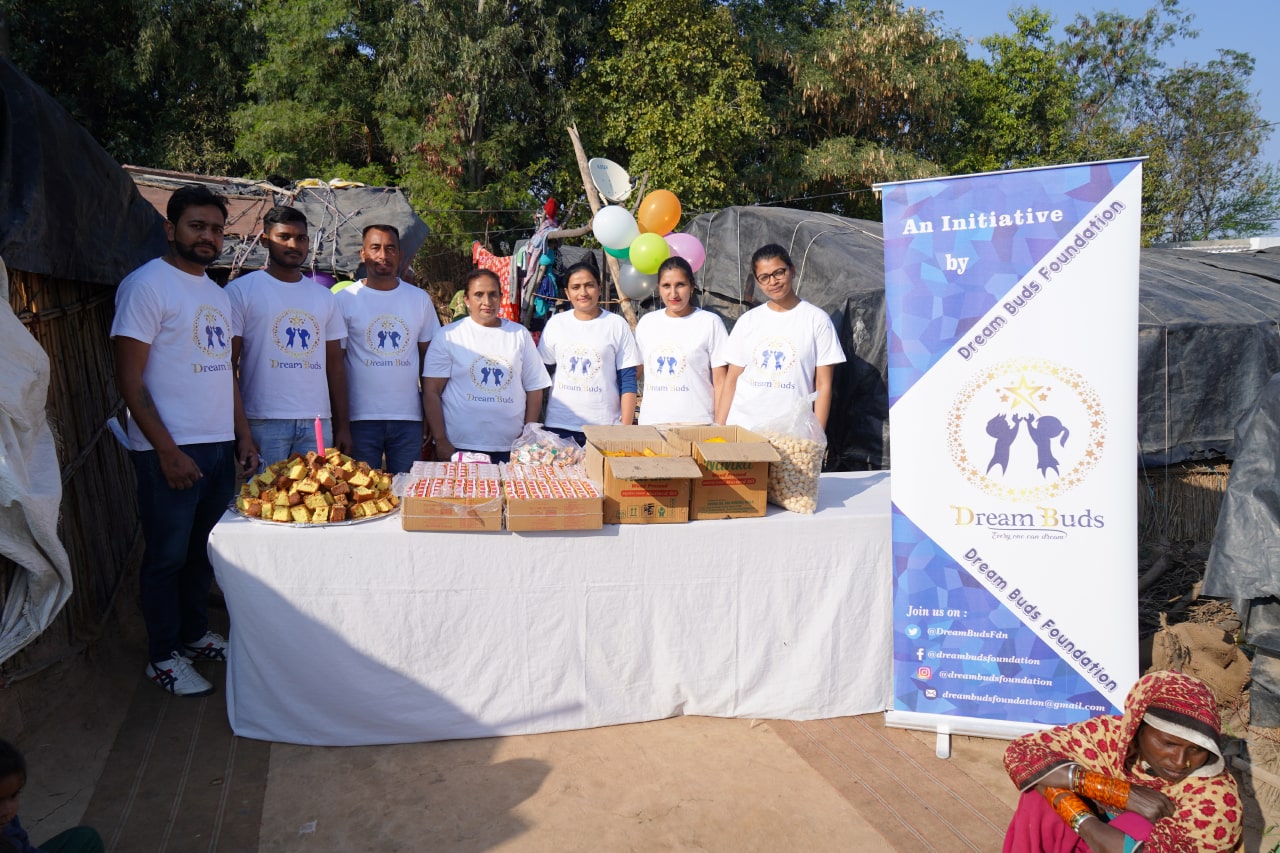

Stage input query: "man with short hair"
[
  {"left": 336, "top": 224, "right": 440, "bottom": 472},
  {"left": 113, "top": 185, "right": 258, "bottom": 697},
  {"left": 226, "top": 206, "right": 351, "bottom": 464}
]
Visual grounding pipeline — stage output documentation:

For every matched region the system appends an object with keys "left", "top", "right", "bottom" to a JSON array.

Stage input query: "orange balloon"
[{"left": 637, "top": 190, "right": 682, "bottom": 236}]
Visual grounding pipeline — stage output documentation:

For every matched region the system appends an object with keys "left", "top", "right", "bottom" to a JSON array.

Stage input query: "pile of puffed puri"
[{"left": 235, "top": 449, "right": 398, "bottom": 524}]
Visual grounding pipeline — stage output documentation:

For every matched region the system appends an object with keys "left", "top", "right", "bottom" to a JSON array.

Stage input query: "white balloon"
[
  {"left": 617, "top": 262, "right": 657, "bottom": 300},
  {"left": 592, "top": 205, "right": 641, "bottom": 251}
]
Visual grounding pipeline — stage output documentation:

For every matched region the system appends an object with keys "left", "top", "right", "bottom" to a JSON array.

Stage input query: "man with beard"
[
  {"left": 226, "top": 206, "right": 350, "bottom": 465},
  {"left": 335, "top": 224, "right": 440, "bottom": 472},
  {"left": 113, "top": 185, "right": 258, "bottom": 696}
]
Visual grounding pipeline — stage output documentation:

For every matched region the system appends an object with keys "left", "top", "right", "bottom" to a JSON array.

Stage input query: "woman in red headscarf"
[{"left": 1003, "top": 671, "right": 1242, "bottom": 852}]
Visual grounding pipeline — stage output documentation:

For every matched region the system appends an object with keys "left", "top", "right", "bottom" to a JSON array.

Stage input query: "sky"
[{"left": 923, "top": 0, "right": 1278, "bottom": 167}]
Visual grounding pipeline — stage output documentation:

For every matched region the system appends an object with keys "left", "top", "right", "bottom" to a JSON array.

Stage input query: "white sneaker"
[
  {"left": 182, "top": 630, "right": 228, "bottom": 662},
  {"left": 147, "top": 652, "right": 214, "bottom": 697}
]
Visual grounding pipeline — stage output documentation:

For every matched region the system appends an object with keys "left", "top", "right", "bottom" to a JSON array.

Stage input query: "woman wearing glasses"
[{"left": 714, "top": 244, "right": 845, "bottom": 431}]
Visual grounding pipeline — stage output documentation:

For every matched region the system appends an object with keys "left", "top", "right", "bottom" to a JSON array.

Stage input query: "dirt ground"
[{"left": 3, "top": 559, "right": 1279, "bottom": 852}]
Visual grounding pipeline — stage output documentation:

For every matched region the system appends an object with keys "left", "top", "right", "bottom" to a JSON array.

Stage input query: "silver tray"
[{"left": 228, "top": 502, "right": 400, "bottom": 528}]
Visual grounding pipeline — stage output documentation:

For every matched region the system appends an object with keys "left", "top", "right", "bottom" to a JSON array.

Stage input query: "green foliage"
[
  {"left": 734, "top": 0, "right": 968, "bottom": 215},
  {"left": 1140, "top": 51, "right": 1280, "bottom": 241},
  {"left": 953, "top": 9, "right": 1073, "bottom": 173},
  {"left": 573, "top": 0, "right": 766, "bottom": 213},
  {"left": 4, "top": 0, "right": 260, "bottom": 172}
]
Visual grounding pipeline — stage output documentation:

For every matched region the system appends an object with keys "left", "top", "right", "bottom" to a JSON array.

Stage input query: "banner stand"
[{"left": 876, "top": 159, "right": 1143, "bottom": 744}]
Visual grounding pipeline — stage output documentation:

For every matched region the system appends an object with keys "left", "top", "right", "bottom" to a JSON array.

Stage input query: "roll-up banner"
[{"left": 876, "top": 160, "right": 1141, "bottom": 738}]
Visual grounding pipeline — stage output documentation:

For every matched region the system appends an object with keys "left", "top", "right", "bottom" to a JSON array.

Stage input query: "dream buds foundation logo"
[
  {"left": 947, "top": 359, "right": 1105, "bottom": 501},
  {"left": 271, "top": 310, "right": 321, "bottom": 356},
  {"left": 649, "top": 344, "right": 687, "bottom": 380},
  {"left": 364, "top": 314, "right": 411, "bottom": 357},
  {"left": 469, "top": 355, "right": 514, "bottom": 392},
  {"left": 191, "top": 305, "right": 231, "bottom": 359}
]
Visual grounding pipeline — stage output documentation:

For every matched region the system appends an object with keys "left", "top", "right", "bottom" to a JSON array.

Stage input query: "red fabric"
[
  {"left": 472, "top": 242, "right": 520, "bottom": 322},
  {"left": 1003, "top": 791, "right": 1153, "bottom": 853}
]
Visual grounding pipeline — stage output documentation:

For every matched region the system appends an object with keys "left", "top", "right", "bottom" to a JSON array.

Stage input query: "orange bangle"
[
  {"left": 1044, "top": 786, "right": 1094, "bottom": 834},
  {"left": 1073, "top": 770, "right": 1131, "bottom": 810}
]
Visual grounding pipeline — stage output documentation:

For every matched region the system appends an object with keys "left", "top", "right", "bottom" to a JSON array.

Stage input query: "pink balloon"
[{"left": 664, "top": 232, "right": 706, "bottom": 273}]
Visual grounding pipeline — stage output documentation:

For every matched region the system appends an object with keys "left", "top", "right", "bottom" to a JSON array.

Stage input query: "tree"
[
  {"left": 571, "top": 0, "right": 766, "bottom": 213},
  {"left": 952, "top": 9, "right": 1074, "bottom": 174},
  {"left": 232, "top": 0, "right": 394, "bottom": 182},
  {"left": 1141, "top": 51, "right": 1280, "bottom": 241},
  {"left": 732, "top": 0, "right": 968, "bottom": 216},
  {"left": 3, "top": 0, "right": 260, "bottom": 172}
]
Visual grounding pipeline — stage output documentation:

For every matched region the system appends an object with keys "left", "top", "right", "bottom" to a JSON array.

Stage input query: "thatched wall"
[
  {"left": 1139, "top": 460, "right": 1232, "bottom": 548},
  {"left": 1, "top": 271, "right": 138, "bottom": 681}
]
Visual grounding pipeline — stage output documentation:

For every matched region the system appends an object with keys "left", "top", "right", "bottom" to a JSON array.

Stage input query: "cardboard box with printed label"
[
  {"left": 664, "top": 426, "right": 781, "bottom": 519},
  {"left": 583, "top": 425, "right": 700, "bottom": 524}
]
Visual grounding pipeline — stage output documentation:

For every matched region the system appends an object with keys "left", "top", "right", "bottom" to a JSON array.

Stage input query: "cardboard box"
[
  {"left": 505, "top": 498, "right": 603, "bottom": 532},
  {"left": 401, "top": 495, "right": 503, "bottom": 532},
  {"left": 583, "top": 426, "right": 700, "bottom": 524},
  {"left": 664, "top": 426, "right": 781, "bottom": 520}
]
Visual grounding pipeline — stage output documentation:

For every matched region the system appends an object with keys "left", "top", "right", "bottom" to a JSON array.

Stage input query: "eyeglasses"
[{"left": 755, "top": 267, "right": 790, "bottom": 285}]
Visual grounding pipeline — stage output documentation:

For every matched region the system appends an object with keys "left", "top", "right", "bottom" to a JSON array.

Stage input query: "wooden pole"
[{"left": 567, "top": 123, "right": 638, "bottom": 329}]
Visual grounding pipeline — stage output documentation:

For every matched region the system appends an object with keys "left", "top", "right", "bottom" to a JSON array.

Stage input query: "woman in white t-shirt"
[
  {"left": 537, "top": 262, "right": 642, "bottom": 446},
  {"left": 714, "top": 244, "right": 846, "bottom": 432},
  {"left": 423, "top": 269, "right": 551, "bottom": 462},
  {"left": 635, "top": 256, "right": 728, "bottom": 425}
]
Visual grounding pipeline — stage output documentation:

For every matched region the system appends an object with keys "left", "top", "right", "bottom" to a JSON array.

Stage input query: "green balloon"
[
  {"left": 629, "top": 232, "right": 670, "bottom": 275},
  {"left": 604, "top": 245, "right": 630, "bottom": 261}
]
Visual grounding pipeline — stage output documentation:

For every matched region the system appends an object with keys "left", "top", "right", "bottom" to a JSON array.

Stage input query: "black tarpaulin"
[
  {"left": 683, "top": 206, "right": 1280, "bottom": 471},
  {"left": 0, "top": 58, "right": 167, "bottom": 284}
]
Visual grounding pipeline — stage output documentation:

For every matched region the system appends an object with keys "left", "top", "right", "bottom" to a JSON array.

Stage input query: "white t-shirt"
[
  {"left": 110, "top": 257, "right": 236, "bottom": 449},
  {"left": 538, "top": 310, "right": 641, "bottom": 430},
  {"left": 635, "top": 308, "right": 728, "bottom": 425},
  {"left": 720, "top": 300, "right": 846, "bottom": 429},
  {"left": 226, "top": 270, "right": 347, "bottom": 419},
  {"left": 337, "top": 280, "right": 440, "bottom": 421},
  {"left": 424, "top": 317, "right": 552, "bottom": 451}
]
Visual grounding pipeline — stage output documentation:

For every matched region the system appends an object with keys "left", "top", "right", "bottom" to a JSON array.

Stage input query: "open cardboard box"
[
  {"left": 583, "top": 425, "right": 700, "bottom": 524},
  {"left": 663, "top": 425, "right": 780, "bottom": 519}
]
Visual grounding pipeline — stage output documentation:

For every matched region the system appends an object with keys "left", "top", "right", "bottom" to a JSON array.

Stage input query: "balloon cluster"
[{"left": 591, "top": 190, "right": 706, "bottom": 300}]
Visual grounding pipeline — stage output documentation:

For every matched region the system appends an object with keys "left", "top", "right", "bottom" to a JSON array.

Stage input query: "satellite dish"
[{"left": 588, "top": 158, "right": 633, "bottom": 204}]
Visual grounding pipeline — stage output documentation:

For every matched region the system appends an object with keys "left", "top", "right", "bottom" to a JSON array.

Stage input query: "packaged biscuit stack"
[{"left": 400, "top": 462, "right": 502, "bottom": 531}]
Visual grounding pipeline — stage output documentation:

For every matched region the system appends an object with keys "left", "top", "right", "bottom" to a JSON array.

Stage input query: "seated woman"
[
  {"left": 1003, "top": 670, "right": 1242, "bottom": 852},
  {"left": 538, "top": 261, "right": 642, "bottom": 445},
  {"left": 635, "top": 256, "right": 728, "bottom": 426},
  {"left": 423, "top": 269, "right": 551, "bottom": 463}
]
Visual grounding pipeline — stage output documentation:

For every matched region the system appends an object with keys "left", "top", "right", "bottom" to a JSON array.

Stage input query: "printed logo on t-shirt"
[
  {"left": 560, "top": 344, "right": 602, "bottom": 381},
  {"left": 648, "top": 343, "right": 686, "bottom": 386},
  {"left": 468, "top": 355, "right": 514, "bottom": 393},
  {"left": 271, "top": 310, "right": 322, "bottom": 356},
  {"left": 191, "top": 305, "right": 232, "bottom": 361},
  {"left": 364, "top": 314, "right": 411, "bottom": 358},
  {"left": 749, "top": 336, "right": 797, "bottom": 377}
]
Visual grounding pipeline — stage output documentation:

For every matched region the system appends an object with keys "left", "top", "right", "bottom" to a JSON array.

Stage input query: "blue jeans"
[
  {"left": 249, "top": 417, "right": 331, "bottom": 466},
  {"left": 349, "top": 419, "right": 424, "bottom": 473},
  {"left": 131, "top": 441, "right": 236, "bottom": 663}
]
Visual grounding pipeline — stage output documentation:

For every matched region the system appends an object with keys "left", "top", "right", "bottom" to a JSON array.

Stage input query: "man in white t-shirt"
[
  {"left": 337, "top": 224, "right": 440, "bottom": 472},
  {"left": 112, "top": 186, "right": 258, "bottom": 697},
  {"left": 226, "top": 206, "right": 351, "bottom": 465}
]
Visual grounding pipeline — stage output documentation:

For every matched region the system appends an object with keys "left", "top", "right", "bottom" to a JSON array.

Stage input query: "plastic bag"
[
  {"left": 510, "top": 422, "right": 584, "bottom": 466},
  {"left": 755, "top": 394, "right": 827, "bottom": 514}
]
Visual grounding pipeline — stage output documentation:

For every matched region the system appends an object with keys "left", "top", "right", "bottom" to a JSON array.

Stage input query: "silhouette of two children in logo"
[
  {"left": 478, "top": 365, "right": 506, "bottom": 386},
  {"left": 376, "top": 329, "right": 403, "bottom": 350},
  {"left": 985, "top": 413, "right": 1070, "bottom": 477},
  {"left": 283, "top": 325, "right": 312, "bottom": 350},
  {"left": 204, "top": 324, "right": 227, "bottom": 349},
  {"left": 566, "top": 355, "right": 593, "bottom": 376},
  {"left": 759, "top": 349, "right": 786, "bottom": 370},
  {"left": 653, "top": 355, "right": 679, "bottom": 375}
]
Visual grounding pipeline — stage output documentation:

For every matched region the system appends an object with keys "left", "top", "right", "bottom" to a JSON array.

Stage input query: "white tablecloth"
[{"left": 209, "top": 471, "right": 893, "bottom": 746}]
